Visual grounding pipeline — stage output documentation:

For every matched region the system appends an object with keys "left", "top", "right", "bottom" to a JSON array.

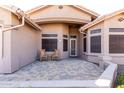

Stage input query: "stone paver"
[{"left": 0, "top": 59, "right": 104, "bottom": 81}]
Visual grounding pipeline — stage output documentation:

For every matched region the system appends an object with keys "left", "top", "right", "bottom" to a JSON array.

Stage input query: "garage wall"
[
  {"left": 0, "top": 7, "right": 12, "bottom": 73},
  {"left": 0, "top": 28, "right": 12, "bottom": 73},
  {"left": 11, "top": 14, "right": 41, "bottom": 72}
]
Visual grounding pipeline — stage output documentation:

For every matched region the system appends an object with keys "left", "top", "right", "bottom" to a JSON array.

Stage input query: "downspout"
[
  {"left": 2, "top": 16, "right": 25, "bottom": 32},
  {"left": 79, "top": 28, "right": 85, "bottom": 34},
  {"left": 0, "top": 12, "right": 25, "bottom": 59}
]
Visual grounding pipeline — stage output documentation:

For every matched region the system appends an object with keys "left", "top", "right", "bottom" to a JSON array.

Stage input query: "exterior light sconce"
[
  {"left": 58, "top": 5, "right": 63, "bottom": 9},
  {"left": 118, "top": 17, "right": 124, "bottom": 22}
]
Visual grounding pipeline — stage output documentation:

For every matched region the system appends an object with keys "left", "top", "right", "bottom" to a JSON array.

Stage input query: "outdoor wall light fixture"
[
  {"left": 58, "top": 5, "right": 63, "bottom": 9},
  {"left": 118, "top": 17, "right": 124, "bottom": 22}
]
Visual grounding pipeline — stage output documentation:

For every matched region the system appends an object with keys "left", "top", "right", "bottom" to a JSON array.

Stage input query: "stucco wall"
[
  {"left": 106, "top": 14, "right": 124, "bottom": 64},
  {"left": 29, "top": 5, "right": 92, "bottom": 22},
  {"left": 40, "top": 23, "right": 82, "bottom": 59},
  {"left": 0, "top": 7, "right": 12, "bottom": 73},
  {"left": 10, "top": 14, "right": 41, "bottom": 72},
  {"left": 63, "top": 24, "right": 69, "bottom": 58},
  {"left": 84, "top": 22, "right": 104, "bottom": 63},
  {"left": 0, "top": 7, "right": 11, "bottom": 25},
  {"left": 106, "top": 14, "right": 124, "bottom": 28},
  {"left": 40, "top": 23, "right": 65, "bottom": 59},
  {"left": 85, "top": 13, "right": 124, "bottom": 64},
  {"left": 0, "top": 30, "right": 12, "bottom": 73}
]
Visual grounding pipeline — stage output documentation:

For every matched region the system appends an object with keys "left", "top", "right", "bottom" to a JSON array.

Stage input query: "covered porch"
[{"left": 40, "top": 23, "right": 84, "bottom": 60}]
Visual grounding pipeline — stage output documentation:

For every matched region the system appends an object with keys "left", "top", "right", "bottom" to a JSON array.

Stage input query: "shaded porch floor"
[{"left": 0, "top": 59, "right": 104, "bottom": 81}]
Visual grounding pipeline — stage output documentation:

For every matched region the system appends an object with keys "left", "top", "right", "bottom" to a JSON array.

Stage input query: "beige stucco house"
[
  {"left": 0, "top": 5, "right": 124, "bottom": 74},
  {"left": 26, "top": 5, "right": 99, "bottom": 59},
  {"left": 0, "top": 5, "right": 100, "bottom": 73}
]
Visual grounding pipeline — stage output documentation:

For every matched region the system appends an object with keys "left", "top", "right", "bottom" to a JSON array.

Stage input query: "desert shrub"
[
  {"left": 117, "top": 85, "right": 124, "bottom": 88},
  {"left": 116, "top": 74, "right": 124, "bottom": 88},
  {"left": 118, "top": 74, "right": 124, "bottom": 85}
]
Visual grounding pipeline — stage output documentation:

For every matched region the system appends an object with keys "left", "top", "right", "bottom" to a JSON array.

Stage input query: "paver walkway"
[{"left": 0, "top": 59, "right": 103, "bottom": 81}]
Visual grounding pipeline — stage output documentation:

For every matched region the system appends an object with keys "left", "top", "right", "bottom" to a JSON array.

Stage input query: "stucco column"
[
  {"left": 58, "top": 30, "right": 63, "bottom": 59},
  {"left": 102, "top": 21, "right": 110, "bottom": 56},
  {"left": 99, "top": 21, "right": 112, "bottom": 69},
  {"left": 99, "top": 54, "right": 112, "bottom": 69}
]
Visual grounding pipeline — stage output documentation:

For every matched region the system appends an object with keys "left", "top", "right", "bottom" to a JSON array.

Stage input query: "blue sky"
[{"left": 0, "top": 0, "right": 124, "bottom": 15}]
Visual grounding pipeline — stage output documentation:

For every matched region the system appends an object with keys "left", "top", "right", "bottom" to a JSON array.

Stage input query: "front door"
[{"left": 70, "top": 39, "right": 77, "bottom": 57}]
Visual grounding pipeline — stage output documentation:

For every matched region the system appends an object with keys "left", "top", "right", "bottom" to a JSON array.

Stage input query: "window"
[
  {"left": 90, "top": 29, "right": 101, "bottom": 53},
  {"left": 109, "top": 35, "right": 124, "bottom": 53},
  {"left": 90, "top": 36, "right": 101, "bottom": 53},
  {"left": 63, "top": 35, "right": 68, "bottom": 51},
  {"left": 42, "top": 34, "right": 57, "bottom": 52},
  {"left": 109, "top": 28, "right": 124, "bottom": 32},
  {"left": 42, "top": 39, "right": 57, "bottom": 52},
  {"left": 63, "top": 39, "right": 68, "bottom": 51},
  {"left": 83, "top": 38, "right": 86, "bottom": 52},
  {"left": 70, "top": 35, "right": 77, "bottom": 38},
  {"left": 42, "top": 34, "right": 57, "bottom": 37},
  {"left": 90, "top": 29, "right": 101, "bottom": 34},
  {"left": 63, "top": 35, "right": 68, "bottom": 38},
  {"left": 83, "top": 33, "right": 87, "bottom": 52}
]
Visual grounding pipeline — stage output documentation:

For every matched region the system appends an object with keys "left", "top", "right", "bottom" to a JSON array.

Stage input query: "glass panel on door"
[
  {"left": 70, "top": 39, "right": 77, "bottom": 56},
  {"left": 71, "top": 40, "right": 75, "bottom": 55}
]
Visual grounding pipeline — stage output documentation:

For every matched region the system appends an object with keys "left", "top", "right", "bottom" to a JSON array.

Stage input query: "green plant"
[
  {"left": 117, "top": 85, "right": 124, "bottom": 88},
  {"left": 118, "top": 74, "right": 124, "bottom": 85}
]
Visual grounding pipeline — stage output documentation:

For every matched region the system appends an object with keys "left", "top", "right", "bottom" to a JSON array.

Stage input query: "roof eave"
[
  {"left": 81, "top": 9, "right": 124, "bottom": 31},
  {"left": 25, "top": 17, "right": 42, "bottom": 31},
  {"left": 26, "top": 5, "right": 52, "bottom": 14},
  {"left": 26, "top": 5, "right": 100, "bottom": 17},
  {"left": 73, "top": 5, "right": 100, "bottom": 17},
  {"left": 80, "top": 16, "right": 106, "bottom": 31},
  {"left": 0, "top": 5, "right": 42, "bottom": 31}
]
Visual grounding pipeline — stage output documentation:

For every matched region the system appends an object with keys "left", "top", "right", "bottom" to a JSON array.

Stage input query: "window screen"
[
  {"left": 63, "top": 39, "right": 68, "bottom": 51},
  {"left": 109, "top": 35, "right": 124, "bottom": 53},
  {"left": 90, "top": 29, "right": 101, "bottom": 34},
  {"left": 42, "top": 34, "right": 57, "bottom": 37},
  {"left": 90, "top": 36, "right": 101, "bottom": 53},
  {"left": 83, "top": 38, "right": 86, "bottom": 52},
  {"left": 63, "top": 35, "right": 68, "bottom": 38},
  {"left": 42, "top": 39, "right": 57, "bottom": 51},
  {"left": 109, "top": 28, "right": 124, "bottom": 32}
]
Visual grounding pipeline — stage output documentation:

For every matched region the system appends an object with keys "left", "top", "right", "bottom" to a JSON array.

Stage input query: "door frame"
[{"left": 69, "top": 38, "right": 77, "bottom": 57}]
